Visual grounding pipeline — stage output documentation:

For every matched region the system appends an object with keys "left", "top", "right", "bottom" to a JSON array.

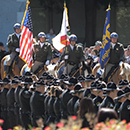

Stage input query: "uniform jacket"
[
  {"left": 7, "top": 33, "right": 20, "bottom": 52},
  {"left": 33, "top": 42, "right": 52, "bottom": 63},
  {"left": 30, "top": 91, "right": 45, "bottom": 117},
  {"left": 108, "top": 42, "right": 124, "bottom": 64},
  {"left": 119, "top": 99, "right": 130, "bottom": 123},
  {"left": 61, "top": 44, "right": 85, "bottom": 65},
  {"left": 100, "top": 96, "right": 115, "bottom": 109}
]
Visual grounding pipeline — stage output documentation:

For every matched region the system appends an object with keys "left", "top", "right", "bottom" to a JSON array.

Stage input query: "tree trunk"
[{"left": 84, "top": 0, "right": 97, "bottom": 47}]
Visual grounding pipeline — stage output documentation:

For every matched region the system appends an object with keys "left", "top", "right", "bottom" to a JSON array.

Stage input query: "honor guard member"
[
  {"left": 100, "top": 82, "right": 119, "bottom": 109},
  {"left": 93, "top": 82, "right": 106, "bottom": 114},
  {"left": 103, "top": 32, "right": 124, "bottom": 82},
  {"left": 19, "top": 77, "right": 33, "bottom": 129},
  {"left": 6, "top": 23, "right": 21, "bottom": 77},
  {"left": 119, "top": 87, "right": 130, "bottom": 123},
  {"left": 67, "top": 84, "right": 82, "bottom": 116},
  {"left": 32, "top": 32, "right": 52, "bottom": 74},
  {"left": 1, "top": 78, "right": 11, "bottom": 130},
  {"left": 60, "top": 34, "right": 85, "bottom": 74},
  {"left": 7, "top": 79, "right": 19, "bottom": 129},
  {"left": 14, "top": 76, "right": 23, "bottom": 126},
  {"left": 61, "top": 77, "right": 78, "bottom": 119},
  {"left": 30, "top": 80, "right": 45, "bottom": 127},
  {"left": 114, "top": 90, "right": 125, "bottom": 116}
]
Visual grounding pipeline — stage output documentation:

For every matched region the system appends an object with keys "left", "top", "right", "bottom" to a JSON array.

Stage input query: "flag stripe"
[{"left": 20, "top": 0, "right": 33, "bottom": 68}]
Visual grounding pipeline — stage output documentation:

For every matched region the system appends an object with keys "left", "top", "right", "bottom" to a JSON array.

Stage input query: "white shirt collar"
[
  {"left": 40, "top": 42, "right": 44, "bottom": 48},
  {"left": 111, "top": 42, "right": 116, "bottom": 49},
  {"left": 69, "top": 44, "right": 74, "bottom": 50},
  {"left": 15, "top": 32, "right": 20, "bottom": 39}
]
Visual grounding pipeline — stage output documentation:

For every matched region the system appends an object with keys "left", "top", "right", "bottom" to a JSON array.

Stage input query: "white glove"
[
  {"left": 45, "top": 60, "right": 50, "bottom": 65},
  {"left": 119, "top": 61, "right": 123, "bottom": 66},
  {"left": 15, "top": 48, "right": 20, "bottom": 52},
  {"left": 64, "top": 55, "right": 69, "bottom": 60}
]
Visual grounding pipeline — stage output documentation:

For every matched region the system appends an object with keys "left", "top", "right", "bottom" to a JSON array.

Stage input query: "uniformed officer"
[
  {"left": 6, "top": 23, "right": 21, "bottom": 77},
  {"left": 93, "top": 82, "right": 106, "bottom": 113},
  {"left": 88, "top": 80, "right": 101, "bottom": 99},
  {"left": 19, "top": 77, "right": 33, "bottom": 129},
  {"left": 14, "top": 76, "right": 23, "bottom": 126},
  {"left": 60, "top": 34, "right": 85, "bottom": 75},
  {"left": 103, "top": 32, "right": 125, "bottom": 82},
  {"left": 119, "top": 87, "right": 130, "bottom": 123},
  {"left": 100, "top": 82, "right": 119, "bottom": 109},
  {"left": 67, "top": 83, "right": 82, "bottom": 116},
  {"left": 1, "top": 78, "right": 11, "bottom": 130},
  {"left": 114, "top": 90, "right": 125, "bottom": 116},
  {"left": 53, "top": 89, "right": 63, "bottom": 123},
  {"left": 7, "top": 79, "right": 19, "bottom": 129},
  {"left": 77, "top": 75, "right": 86, "bottom": 88},
  {"left": 30, "top": 80, "right": 45, "bottom": 127},
  {"left": 61, "top": 77, "right": 78, "bottom": 119},
  {"left": 32, "top": 32, "right": 52, "bottom": 74}
]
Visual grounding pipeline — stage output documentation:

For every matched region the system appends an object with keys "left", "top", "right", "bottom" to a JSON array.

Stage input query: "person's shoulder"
[
  {"left": 45, "top": 42, "right": 51, "bottom": 46},
  {"left": 117, "top": 42, "right": 124, "bottom": 48}
]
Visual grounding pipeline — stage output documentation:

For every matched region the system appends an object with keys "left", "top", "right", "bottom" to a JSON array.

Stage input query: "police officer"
[
  {"left": 61, "top": 77, "right": 78, "bottom": 119},
  {"left": 1, "top": 78, "right": 11, "bottom": 130},
  {"left": 19, "top": 77, "right": 33, "bottom": 129},
  {"left": 7, "top": 79, "right": 18, "bottom": 129},
  {"left": 61, "top": 34, "right": 85, "bottom": 74},
  {"left": 119, "top": 87, "right": 130, "bottom": 123},
  {"left": 30, "top": 80, "right": 45, "bottom": 127},
  {"left": 94, "top": 41, "right": 102, "bottom": 57},
  {"left": 14, "top": 76, "right": 23, "bottom": 126},
  {"left": 6, "top": 23, "right": 21, "bottom": 77},
  {"left": 114, "top": 90, "right": 125, "bottom": 116},
  {"left": 93, "top": 82, "right": 106, "bottom": 113},
  {"left": 32, "top": 32, "right": 52, "bottom": 74},
  {"left": 103, "top": 32, "right": 124, "bottom": 82},
  {"left": 67, "top": 83, "right": 82, "bottom": 116},
  {"left": 100, "top": 82, "right": 119, "bottom": 109}
]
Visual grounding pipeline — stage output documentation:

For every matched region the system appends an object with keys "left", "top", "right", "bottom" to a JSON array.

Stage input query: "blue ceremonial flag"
[{"left": 100, "top": 5, "right": 111, "bottom": 69}]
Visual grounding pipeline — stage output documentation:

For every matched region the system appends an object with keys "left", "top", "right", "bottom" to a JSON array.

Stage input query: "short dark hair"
[{"left": 97, "top": 108, "right": 118, "bottom": 123}]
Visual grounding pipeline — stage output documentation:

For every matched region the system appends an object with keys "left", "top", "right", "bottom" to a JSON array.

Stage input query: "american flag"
[{"left": 20, "top": 0, "right": 33, "bottom": 68}]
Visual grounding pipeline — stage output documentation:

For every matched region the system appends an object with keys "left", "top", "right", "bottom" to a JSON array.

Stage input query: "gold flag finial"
[
  {"left": 106, "top": 4, "right": 111, "bottom": 11},
  {"left": 64, "top": 1, "right": 66, "bottom": 7}
]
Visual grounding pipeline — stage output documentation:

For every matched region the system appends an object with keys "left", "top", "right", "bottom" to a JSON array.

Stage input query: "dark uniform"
[
  {"left": 44, "top": 94, "right": 50, "bottom": 125},
  {"left": 60, "top": 89, "right": 73, "bottom": 119},
  {"left": 100, "top": 96, "right": 115, "bottom": 109},
  {"left": 7, "top": 87, "right": 16, "bottom": 129},
  {"left": 32, "top": 42, "right": 52, "bottom": 73},
  {"left": 19, "top": 87, "right": 32, "bottom": 129},
  {"left": 14, "top": 85, "right": 22, "bottom": 125},
  {"left": 53, "top": 97, "right": 61, "bottom": 123},
  {"left": 61, "top": 44, "right": 85, "bottom": 74},
  {"left": 74, "top": 98, "right": 81, "bottom": 116},
  {"left": 1, "top": 88, "right": 9, "bottom": 130},
  {"left": 67, "top": 95, "right": 79, "bottom": 116},
  {"left": 30, "top": 91, "right": 45, "bottom": 127},
  {"left": 104, "top": 42, "right": 124, "bottom": 81},
  {"left": 119, "top": 99, "right": 130, "bottom": 123},
  {"left": 93, "top": 96, "right": 103, "bottom": 113},
  {"left": 46, "top": 96, "right": 56, "bottom": 125}
]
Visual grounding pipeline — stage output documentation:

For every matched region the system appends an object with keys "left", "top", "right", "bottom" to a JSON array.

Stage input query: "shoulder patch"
[
  {"left": 96, "top": 102, "right": 101, "bottom": 107},
  {"left": 127, "top": 105, "right": 130, "bottom": 110}
]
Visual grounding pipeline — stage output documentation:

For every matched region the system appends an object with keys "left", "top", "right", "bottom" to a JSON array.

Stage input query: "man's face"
[
  {"left": 15, "top": 28, "right": 21, "bottom": 34},
  {"left": 111, "top": 38, "right": 117, "bottom": 43},
  {"left": 40, "top": 37, "right": 45, "bottom": 43},
  {"left": 70, "top": 41, "right": 76, "bottom": 46}
]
